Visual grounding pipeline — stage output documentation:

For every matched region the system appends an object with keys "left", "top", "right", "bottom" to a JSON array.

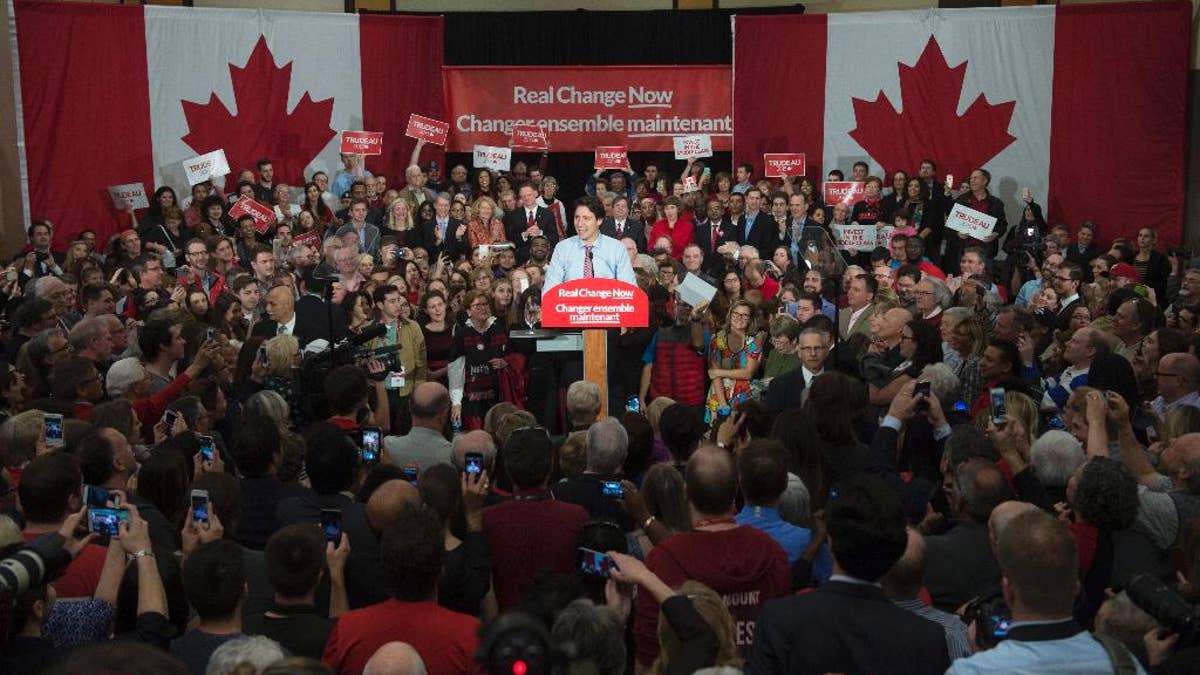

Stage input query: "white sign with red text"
[
  {"left": 472, "top": 145, "right": 512, "bottom": 172},
  {"left": 823, "top": 181, "right": 866, "bottom": 206},
  {"left": 946, "top": 203, "right": 998, "bottom": 240},
  {"left": 511, "top": 124, "right": 548, "bottom": 150},
  {"left": 405, "top": 114, "right": 450, "bottom": 145},
  {"left": 182, "top": 149, "right": 230, "bottom": 187},
  {"left": 108, "top": 182, "right": 149, "bottom": 210},
  {"left": 683, "top": 175, "right": 700, "bottom": 193},
  {"left": 763, "top": 153, "right": 807, "bottom": 178},
  {"left": 832, "top": 223, "right": 877, "bottom": 252},
  {"left": 673, "top": 135, "right": 713, "bottom": 160},
  {"left": 229, "top": 197, "right": 275, "bottom": 234},
  {"left": 877, "top": 225, "right": 896, "bottom": 248},
  {"left": 594, "top": 146, "right": 628, "bottom": 170},
  {"left": 340, "top": 130, "right": 383, "bottom": 155}
]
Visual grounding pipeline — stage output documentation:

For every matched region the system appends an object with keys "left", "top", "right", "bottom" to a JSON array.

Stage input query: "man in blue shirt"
[
  {"left": 543, "top": 196, "right": 636, "bottom": 292},
  {"left": 734, "top": 440, "right": 832, "bottom": 582},
  {"left": 947, "top": 509, "right": 1144, "bottom": 674}
]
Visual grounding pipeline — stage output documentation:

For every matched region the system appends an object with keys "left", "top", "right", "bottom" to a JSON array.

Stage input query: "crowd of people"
[{"left": 2, "top": 140, "right": 1199, "bottom": 675}]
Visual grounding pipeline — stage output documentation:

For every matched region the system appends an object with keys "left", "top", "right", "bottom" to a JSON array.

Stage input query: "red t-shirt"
[
  {"left": 322, "top": 599, "right": 481, "bottom": 675},
  {"left": 22, "top": 533, "right": 106, "bottom": 598},
  {"left": 482, "top": 492, "right": 589, "bottom": 611},
  {"left": 634, "top": 525, "right": 790, "bottom": 666},
  {"left": 752, "top": 275, "right": 780, "bottom": 300}
]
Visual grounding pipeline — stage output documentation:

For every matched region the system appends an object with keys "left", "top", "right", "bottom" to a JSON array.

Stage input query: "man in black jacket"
[
  {"left": 503, "top": 182, "right": 559, "bottom": 263},
  {"left": 748, "top": 474, "right": 950, "bottom": 675},
  {"left": 599, "top": 196, "right": 646, "bottom": 253}
]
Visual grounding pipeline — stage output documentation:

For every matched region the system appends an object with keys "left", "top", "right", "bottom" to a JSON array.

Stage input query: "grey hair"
[
  {"left": 68, "top": 317, "right": 107, "bottom": 352},
  {"left": 551, "top": 599, "right": 627, "bottom": 675},
  {"left": 919, "top": 363, "right": 960, "bottom": 406},
  {"left": 566, "top": 380, "right": 603, "bottom": 422},
  {"left": 585, "top": 418, "right": 629, "bottom": 474},
  {"left": 245, "top": 390, "right": 291, "bottom": 429},
  {"left": 27, "top": 327, "right": 66, "bottom": 365},
  {"left": 205, "top": 635, "right": 286, "bottom": 675},
  {"left": 926, "top": 278, "right": 952, "bottom": 309},
  {"left": 1030, "top": 430, "right": 1086, "bottom": 488},
  {"left": 739, "top": 245, "right": 759, "bottom": 260},
  {"left": 778, "top": 473, "right": 812, "bottom": 526}
]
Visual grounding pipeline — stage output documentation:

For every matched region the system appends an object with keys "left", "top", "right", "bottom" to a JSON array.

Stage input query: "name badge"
[{"left": 386, "top": 372, "right": 405, "bottom": 390}]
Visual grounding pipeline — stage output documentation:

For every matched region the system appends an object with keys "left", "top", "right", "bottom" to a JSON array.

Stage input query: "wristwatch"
[{"left": 129, "top": 549, "right": 155, "bottom": 561}]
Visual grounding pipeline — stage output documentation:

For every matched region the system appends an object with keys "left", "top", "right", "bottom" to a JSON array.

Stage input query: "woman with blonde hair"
[
  {"left": 466, "top": 196, "right": 507, "bottom": 248},
  {"left": 947, "top": 314, "right": 987, "bottom": 406}
]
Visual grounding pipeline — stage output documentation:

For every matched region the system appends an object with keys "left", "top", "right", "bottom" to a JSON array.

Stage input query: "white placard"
[
  {"left": 946, "top": 203, "right": 998, "bottom": 240},
  {"left": 108, "top": 182, "right": 149, "bottom": 210},
  {"left": 182, "top": 149, "right": 230, "bottom": 187},
  {"left": 677, "top": 272, "right": 718, "bottom": 308},
  {"left": 472, "top": 145, "right": 512, "bottom": 172},
  {"left": 832, "top": 223, "right": 878, "bottom": 252},
  {"left": 672, "top": 135, "right": 713, "bottom": 160}
]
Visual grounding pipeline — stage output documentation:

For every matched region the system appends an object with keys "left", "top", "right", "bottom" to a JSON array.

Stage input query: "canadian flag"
[
  {"left": 733, "top": 2, "right": 1190, "bottom": 245},
  {"left": 13, "top": 3, "right": 443, "bottom": 244}
]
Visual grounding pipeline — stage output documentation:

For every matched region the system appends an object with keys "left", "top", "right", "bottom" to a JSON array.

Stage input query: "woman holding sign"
[
  {"left": 703, "top": 300, "right": 764, "bottom": 424},
  {"left": 946, "top": 169, "right": 1008, "bottom": 275}
]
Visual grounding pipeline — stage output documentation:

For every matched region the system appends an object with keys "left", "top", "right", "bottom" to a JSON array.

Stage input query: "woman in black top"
[
  {"left": 1132, "top": 227, "right": 1170, "bottom": 302},
  {"left": 418, "top": 464, "right": 494, "bottom": 618}
]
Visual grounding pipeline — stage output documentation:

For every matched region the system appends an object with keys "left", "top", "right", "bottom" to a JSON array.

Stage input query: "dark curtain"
[{"left": 379, "top": 8, "right": 804, "bottom": 201}]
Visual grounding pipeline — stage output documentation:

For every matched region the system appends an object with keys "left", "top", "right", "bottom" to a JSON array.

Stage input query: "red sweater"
[
  {"left": 322, "top": 599, "right": 481, "bottom": 675},
  {"left": 648, "top": 218, "right": 695, "bottom": 260},
  {"left": 22, "top": 533, "right": 106, "bottom": 598},
  {"left": 482, "top": 491, "right": 589, "bottom": 611},
  {"left": 634, "top": 525, "right": 790, "bottom": 666}
]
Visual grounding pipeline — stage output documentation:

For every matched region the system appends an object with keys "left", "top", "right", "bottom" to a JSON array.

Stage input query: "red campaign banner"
[
  {"left": 444, "top": 66, "right": 731, "bottom": 152},
  {"left": 340, "top": 131, "right": 383, "bottom": 155},
  {"left": 229, "top": 197, "right": 275, "bottom": 234},
  {"left": 405, "top": 114, "right": 449, "bottom": 145},
  {"left": 511, "top": 123, "right": 548, "bottom": 150},
  {"left": 594, "top": 146, "right": 628, "bottom": 170},
  {"left": 542, "top": 278, "right": 649, "bottom": 329},
  {"left": 763, "top": 153, "right": 807, "bottom": 178},
  {"left": 291, "top": 230, "right": 322, "bottom": 250},
  {"left": 823, "top": 181, "right": 866, "bottom": 206}
]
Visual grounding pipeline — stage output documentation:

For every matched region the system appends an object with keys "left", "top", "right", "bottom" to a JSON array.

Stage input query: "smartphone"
[
  {"left": 360, "top": 427, "right": 381, "bottom": 465},
  {"left": 84, "top": 484, "right": 111, "bottom": 509},
  {"left": 464, "top": 452, "right": 484, "bottom": 478},
  {"left": 601, "top": 481, "right": 624, "bottom": 499},
  {"left": 206, "top": 327, "right": 216, "bottom": 341},
  {"left": 88, "top": 507, "right": 130, "bottom": 537},
  {"left": 784, "top": 301, "right": 800, "bottom": 316},
  {"left": 198, "top": 434, "right": 216, "bottom": 465},
  {"left": 258, "top": 345, "right": 268, "bottom": 363},
  {"left": 320, "top": 508, "right": 342, "bottom": 546},
  {"left": 578, "top": 547, "right": 617, "bottom": 577},
  {"left": 914, "top": 381, "right": 931, "bottom": 398},
  {"left": 400, "top": 463, "right": 419, "bottom": 484},
  {"left": 43, "top": 413, "right": 64, "bottom": 449},
  {"left": 163, "top": 409, "right": 179, "bottom": 430},
  {"left": 190, "top": 489, "right": 210, "bottom": 528},
  {"left": 989, "top": 388, "right": 1008, "bottom": 426},
  {"left": 625, "top": 396, "right": 641, "bottom": 413}
]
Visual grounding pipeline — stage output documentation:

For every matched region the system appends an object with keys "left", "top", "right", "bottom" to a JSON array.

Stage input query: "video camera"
[{"left": 1127, "top": 572, "right": 1200, "bottom": 650}]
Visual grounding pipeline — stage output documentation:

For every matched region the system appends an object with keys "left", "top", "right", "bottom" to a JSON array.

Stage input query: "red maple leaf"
[
  {"left": 181, "top": 36, "right": 335, "bottom": 189},
  {"left": 849, "top": 36, "right": 1016, "bottom": 183}
]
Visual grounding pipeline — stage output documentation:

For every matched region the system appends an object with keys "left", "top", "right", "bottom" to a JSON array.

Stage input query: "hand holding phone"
[
  {"left": 89, "top": 507, "right": 131, "bottom": 537},
  {"left": 191, "top": 489, "right": 211, "bottom": 530},
  {"left": 578, "top": 547, "right": 618, "bottom": 577},
  {"left": 43, "top": 413, "right": 64, "bottom": 449},
  {"left": 321, "top": 509, "right": 342, "bottom": 545},
  {"left": 989, "top": 388, "right": 1008, "bottom": 427},
  {"left": 464, "top": 452, "right": 484, "bottom": 481}
]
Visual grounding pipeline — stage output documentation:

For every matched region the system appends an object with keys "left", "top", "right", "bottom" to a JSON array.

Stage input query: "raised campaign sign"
[
  {"left": 340, "top": 130, "right": 383, "bottom": 155},
  {"left": 405, "top": 114, "right": 450, "bottom": 145},
  {"left": 823, "top": 181, "right": 866, "bottom": 206},
  {"left": 763, "top": 153, "right": 807, "bottom": 178},
  {"left": 182, "top": 149, "right": 230, "bottom": 187},
  {"left": 946, "top": 203, "right": 998, "bottom": 240},
  {"left": 229, "top": 196, "right": 275, "bottom": 234},
  {"left": 541, "top": 278, "right": 649, "bottom": 329}
]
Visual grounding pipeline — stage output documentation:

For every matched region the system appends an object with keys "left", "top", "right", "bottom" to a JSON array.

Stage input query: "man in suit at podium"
[{"left": 544, "top": 196, "right": 636, "bottom": 291}]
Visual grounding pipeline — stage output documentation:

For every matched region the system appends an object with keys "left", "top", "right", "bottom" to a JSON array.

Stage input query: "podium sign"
[{"left": 541, "top": 278, "right": 648, "bottom": 329}]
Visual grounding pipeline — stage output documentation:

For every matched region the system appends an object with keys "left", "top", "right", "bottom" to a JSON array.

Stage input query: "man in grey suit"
[
  {"left": 383, "top": 381, "right": 454, "bottom": 470},
  {"left": 839, "top": 273, "right": 878, "bottom": 342},
  {"left": 600, "top": 196, "right": 647, "bottom": 253}
]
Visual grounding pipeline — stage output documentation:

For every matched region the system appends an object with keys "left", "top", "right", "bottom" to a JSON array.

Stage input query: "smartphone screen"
[
  {"left": 198, "top": 435, "right": 215, "bottom": 465},
  {"left": 578, "top": 547, "right": 616, "bottom": 577},
  {"left": 44, "top": 413, "right": 64, "bottom": 449},
  {"left": 89, "top": 508, "right": 130, "bottom": 537},
  {"left": 914, "top": 381, "right": 931, "bottom": 397},
  {"left": 464, "top": 452, "right": 483, "bottom": 477},
  {"left": 360, "top": 428, "right": 381, "bottom": 464},
  {"left": 625, "top": 396, "right": 641, "bottom": 413},
  {"left": 321, "top": 509, "right": 342, "bottom": 545},
  {"left": 84, "top": 484, "right": 110, "bottom": 509},
  {"left": 164, "top": 409, "right": 179, "bottom": 430},
  {"left": 601, "top": 481, "right": 624, "bottom": 499},
  {"left": 989, "top": 388, "right": 1008, "bottom": 426},
  {"left": 190, "top": 490, "right": 210, "bottom": 527}
]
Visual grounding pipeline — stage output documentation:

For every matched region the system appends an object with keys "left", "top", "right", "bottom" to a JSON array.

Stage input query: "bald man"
[
  {"left": 1150, "top": 352, "right": 1200, "bottom": 417},
  {"left": 634, "top": 445, "right": 790, "bottom": 667},
  {"left": 384, "top": 382, "right": 453, "bottom": 471},
  {"left": 363, "top": 642, "right": 427, "bottom": 675},
  {"left": 452, "top": 430, "right": 496, "bottom": 472},
  {"left": 251, "top": 284, "right": 315, "bottom": 347},
  {"left": 366, "top": 480, "right": 422, "bottom": 537},
  {"left": 883, "top": 529, "right": 971, "bottom": 660},
  {"left": 988, "top": 500, "right": 1039, "bottom": 553}
]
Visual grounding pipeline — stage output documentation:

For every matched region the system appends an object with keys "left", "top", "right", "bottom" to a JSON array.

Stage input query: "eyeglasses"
[
  {"left": 799, "top": 345, "right": 828, "bottom": 352},
  {"left": 469, "top": 302, "right": 490, "bottom": 310},
  {"left": 731, "top": 312, "right": 752, "bottom": 319},
  {"left": 1054, "top": 275, "right": 1075, "bottom": 282},
  {"left": 914, "top": 290, "right": 934, "bottom": 296},
  {"left": 1156, "top": 371, "right": 1182, "bottom": 379}
]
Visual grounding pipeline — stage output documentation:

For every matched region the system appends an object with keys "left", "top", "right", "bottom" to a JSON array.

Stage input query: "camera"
[
  {"left": 1127, "top": 572, "right": 1200, "bottom": 649},
  {"left": 1169, "top": 246, "right": 1193, "bottom": 260},
  {"left": 963, "top": 593, "right": 1011, "bottom": 650}
]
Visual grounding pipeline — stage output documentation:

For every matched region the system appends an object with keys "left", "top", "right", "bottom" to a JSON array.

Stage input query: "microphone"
[{"left": 344, "top": 323, "right": 387, "bottom": 347}]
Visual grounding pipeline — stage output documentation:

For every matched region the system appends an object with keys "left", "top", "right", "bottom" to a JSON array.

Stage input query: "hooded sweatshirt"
[{"left": 634, "top": 524, "right": 790, "bottom": 666}]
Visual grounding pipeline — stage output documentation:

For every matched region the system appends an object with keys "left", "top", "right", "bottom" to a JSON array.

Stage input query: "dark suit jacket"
[
  {"left": 419, "top": 217, "right": 464, "bottom": 260},
  {"left": 922, "top": 521, "right": 999, "bottom": 612},
  {"left": 503, "top": 206, "right": 559, "bottom": 262},
  {"left": 735, "top": 211, "right": 774, "bottom": 261},
  {"left": 294, "top": 294, "right": 348, "bottom": 345},
  {"left": 252, "top": 316, "right": 323, "bottom": 350},
  {"left": 693, "top": 217, "right": 737, "bottom": 271},
  {"left": 335, "top": 206, "right": 384, "bottom": 226},
  {"left": 765, "top": 366, "right": 810, "bottom": 415},
  {"left": 1057, "top": 296, "right": 1085, "bottom": 331},
  {"left": 600, "top": 217, "right": 646, "bottom": 253},
  {"left": 749, "top": 581, "right": 950, "bottom": 675}
]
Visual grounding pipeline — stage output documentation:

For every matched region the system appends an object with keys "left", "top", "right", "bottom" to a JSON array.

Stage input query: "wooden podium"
[{"left": 540, "top": 278, "right": 650, "bottom": 419}]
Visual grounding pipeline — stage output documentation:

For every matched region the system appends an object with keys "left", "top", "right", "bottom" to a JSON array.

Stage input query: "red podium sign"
[{"left": 541, "top": 278, "right": 648, "bottom": 329}]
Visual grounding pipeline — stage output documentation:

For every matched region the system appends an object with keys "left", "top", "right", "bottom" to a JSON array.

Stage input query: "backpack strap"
[{"left": 1091, "top": 631, "right": 1139, "bottom": 675}]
